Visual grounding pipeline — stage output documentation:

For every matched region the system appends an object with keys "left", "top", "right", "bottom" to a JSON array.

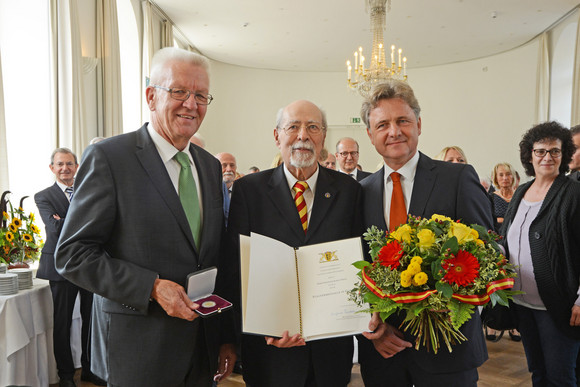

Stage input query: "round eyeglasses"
[{"left": 151, "top": 85, "right": 213, "bottom": 105}]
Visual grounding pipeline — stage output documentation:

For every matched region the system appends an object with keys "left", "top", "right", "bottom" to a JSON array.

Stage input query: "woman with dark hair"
[{"left": 502, "top": 121, "right": 580, "bottom": 386}]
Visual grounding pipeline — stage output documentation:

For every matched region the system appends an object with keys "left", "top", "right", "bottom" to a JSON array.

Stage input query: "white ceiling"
[{"left": 152, "top": 0, "right": 580, "bottom": 72}]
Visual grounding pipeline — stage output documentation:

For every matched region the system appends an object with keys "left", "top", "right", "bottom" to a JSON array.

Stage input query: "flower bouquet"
[
  {"left": 349, "top": 214, "right": 518, "bottom": 354},
  {"left": 1, "top": 191, "right": 43, "bottom": 267}
]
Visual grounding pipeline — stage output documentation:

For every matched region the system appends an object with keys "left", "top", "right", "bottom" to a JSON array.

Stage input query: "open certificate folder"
[{"left": 240, "top": 233, "right": 369, "bottom": 341}]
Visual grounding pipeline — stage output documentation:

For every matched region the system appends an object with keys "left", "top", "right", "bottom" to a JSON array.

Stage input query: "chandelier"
[{"left": 346, "top": 0, "right": 408, "bottom": 97}]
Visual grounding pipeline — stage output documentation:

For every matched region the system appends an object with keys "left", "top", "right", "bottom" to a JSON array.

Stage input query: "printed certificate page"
[
  {"left": 297, "top": 237, "right": 370, "bottom": 340},
  {"left": 241, "top": 233, "right": 301, "bottom": 337}
]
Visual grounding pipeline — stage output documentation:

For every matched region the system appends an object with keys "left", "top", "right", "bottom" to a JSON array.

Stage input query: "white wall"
[{"left": 201, "top": 40, "right": 539, "bottom": 181}]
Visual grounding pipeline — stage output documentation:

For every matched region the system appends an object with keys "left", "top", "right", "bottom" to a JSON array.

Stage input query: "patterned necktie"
[
  {"left": 293, "top": 181, "right": 309, "bottom": 234},
  {"left": 65, "top": 186, "right": 74, "bottom": 201},
  {"left": 174, "top": 152, "right": 202, "bottom": 248},
  {"left": 389, "top": 172, "right": 407, "bottom": 232}
]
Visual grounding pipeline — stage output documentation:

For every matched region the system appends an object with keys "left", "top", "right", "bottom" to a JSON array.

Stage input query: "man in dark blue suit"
[
  {"left": 335, "top": 137, "right": 371, "bottom": 181},
  {"left": 35, "top": 148, "right": 104, "bottom": 387},
  {"left": 227, "top": 100, "right": 363, "bottom": 386},
  {"left": 357, "top": 80, "right": 493, "bottom": 387}
]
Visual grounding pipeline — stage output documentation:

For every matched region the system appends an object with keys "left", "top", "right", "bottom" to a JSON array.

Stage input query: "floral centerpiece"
[
  {"left": 1, "top": 191, "right": 43, "bottom": 267},
  {"left": 349, "top": 214, "right": 518, "bottom": 354}
]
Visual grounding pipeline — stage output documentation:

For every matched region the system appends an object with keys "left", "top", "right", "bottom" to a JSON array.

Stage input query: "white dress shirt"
[
  {"left": 382, "top": 152, "right": 420, "bottom": 229},
  {"left": 283, "top": 164, "right": 319, "bottom": 224},
  {"left": 147, "top": 124, "right": 203, "bottom": 222}
]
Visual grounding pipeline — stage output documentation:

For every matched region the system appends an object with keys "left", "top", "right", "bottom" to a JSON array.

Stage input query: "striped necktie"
[
  {"left": 293, "top": 181, "right": 309, "bottom": 234},
  {"left": 174, "top": 152, "right": 202, "bottom": 248},
  {"left": 389, "top": 172, "right": 407, "bottom": 232},
  {"left": 65, "top": 186, "right": 74, "bottom": 201}
]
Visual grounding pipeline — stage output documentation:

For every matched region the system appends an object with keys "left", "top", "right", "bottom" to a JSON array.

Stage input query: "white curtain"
[
  {"left": 0, "top": 49, "right": 9, "bottom": 190},
  {"left": 571, "top": 10, "right": 580, "bottom": 126},
  {"left": 535, "top": 33, "right": 550, "bottom": 124},
  {"left": 97, "top": 0, "right": 123, "bottom": 137},
  {"left": 49, "top": 0, "right": 87, "bottom": 156},
  {"left": 162, "top": 20, "right": 173, "bottom": 48},
  {"left": 141, "top": 0, "right": 154, "bottom": 122}
]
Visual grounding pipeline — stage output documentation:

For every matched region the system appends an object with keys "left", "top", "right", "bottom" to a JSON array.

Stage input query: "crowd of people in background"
[{"left": 35, "top": 46, "right": 580, "bottom": 387}]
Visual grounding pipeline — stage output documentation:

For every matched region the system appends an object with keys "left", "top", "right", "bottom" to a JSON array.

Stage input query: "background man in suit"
[
  {"left": 357, "top": 80, "right": 493, "bottom": 387},
  {"left": 568, "top": 125, "right": 580, "bottom": 181},
  {"left": 215, "top": 152, "right": 237, "bottom": 223},
  {"left": 55, "top": 47, "right": 235, "bottom": 387},
  {"left": 227, "top": 100, "right": 363, "bottom": 386},
  {"left": 335, "top": 137, "right": 371, "bottom": 181},
  {"left": 35, "top": 148, "right": 105, "bottom": 387}
]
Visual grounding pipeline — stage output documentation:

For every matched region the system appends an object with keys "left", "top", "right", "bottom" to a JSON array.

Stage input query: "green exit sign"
[{"left": 350, "top": 117, "right": 361, "bottom": 124}]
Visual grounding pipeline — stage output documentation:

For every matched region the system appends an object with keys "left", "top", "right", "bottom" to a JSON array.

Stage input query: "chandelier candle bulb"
[
  {"left": 354, "top": 51, "right": 358, "bottom": 69},
  {"left": 403, "top": 57, "right": 407, "bottom": 77},
  {"left": 398, "top": 48, "right": 402, "bottom": 68},
  {"left": 391, "top": 45, "right": 395, "bottom": 64}
]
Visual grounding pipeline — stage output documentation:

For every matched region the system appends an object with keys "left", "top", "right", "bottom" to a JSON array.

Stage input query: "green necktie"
[{"left": 174, "top": 152, "right": 201, "bottom": 248}]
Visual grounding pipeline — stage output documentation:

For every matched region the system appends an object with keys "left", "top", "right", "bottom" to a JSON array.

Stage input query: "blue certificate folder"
[
  {"left": 240, "top": 233, "right": 370, "bottom": 341},
  {"left": 187, "top": 267, "right": 232, "bottom": 317}
]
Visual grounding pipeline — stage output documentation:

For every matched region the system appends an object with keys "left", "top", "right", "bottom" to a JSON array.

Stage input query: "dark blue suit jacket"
[
  {"left": 35, "top": 182, "right": 69, "bottom": 281},
  {"left": 359, "top": 152, "right": 493, "bottom": 376},
  {"left": 227, "top": 164, "right": 363, "bottom": 387}
]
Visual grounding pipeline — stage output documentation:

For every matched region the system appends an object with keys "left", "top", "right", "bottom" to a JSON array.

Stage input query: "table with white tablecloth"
[{"left": 0, "top": 278, "right": 58, "bottom": 386}]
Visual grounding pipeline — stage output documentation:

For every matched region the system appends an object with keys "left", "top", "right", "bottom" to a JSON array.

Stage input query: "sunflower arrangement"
[
  {"left": 0, "top": 191, "right": 43, "bottom": 266},
  {"left": 349, "top": 214, "right": 518, "bottom": 354}
]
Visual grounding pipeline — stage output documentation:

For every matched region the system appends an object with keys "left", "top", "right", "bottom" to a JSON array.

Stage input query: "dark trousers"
[{"left": 49, "top": 280, "right": 94, "bottom": 380}]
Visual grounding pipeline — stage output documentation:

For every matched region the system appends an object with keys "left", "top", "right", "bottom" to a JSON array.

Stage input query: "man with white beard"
[{"left": 226, "top": 100, "right": 363, "bottom": 386}]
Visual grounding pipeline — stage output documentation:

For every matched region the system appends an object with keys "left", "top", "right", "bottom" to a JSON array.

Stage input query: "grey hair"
[
  {"left": 149, "top": 47, "right": 210, "bottom": 84},
  {"left": 360, "top": 80, "right": 421, "bottom": 128},
  {"left": 275, "top": 103, "right": 328, "bottom": 131},
  {"left": 51, "top": 148, "right": 78, "bottom": 165}
]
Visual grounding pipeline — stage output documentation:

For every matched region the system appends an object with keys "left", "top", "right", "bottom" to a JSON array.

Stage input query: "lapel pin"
[{"left": 324, "top": 192, "right": 331, "bottom": 198}]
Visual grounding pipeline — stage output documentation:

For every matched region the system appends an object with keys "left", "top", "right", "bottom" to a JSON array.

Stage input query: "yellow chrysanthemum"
[
  {"left": 407, "top": 262, "right": 421, "bottom": 275},
  {"left": 431, "top": 214, "right": 452, "bottom": 223},
  {"left": 414, "top": 272, "right": 428, "bottom": 286},
  {"left": 410, "top": 256, "right": 423, "bottom": 265},
  {"left": 11, "top": 218, "right": 22, "bottom": 228},
  {"left": 400, "top": 270, "right": 413, "bottom": 281},
  {"left": 391, "top": 224, "right": 413, "bottom": 243},
  {"left": 31, "top": 224, "right": 40, "bottom": 234},
  {"left": 400, "top": 276, "right": 412, "bottom": 288},
  {"left": 8, "top": 223, "right": 18, "bottom": 233},
  {"left": 5, "top": 231, "right": 14, "bottom": 242},
  {"left": 417, "top": 229, "right": 435, "bottom": 249},
  {"left": 23, "top": 234, "right": 33, "bottom": 242},
  {"left": 476, "top": 239, "right": 485, "bottom": 246}
]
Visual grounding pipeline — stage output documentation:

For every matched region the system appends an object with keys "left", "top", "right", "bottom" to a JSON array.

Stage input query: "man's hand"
[
  {"left": 265, "top": 330, "right": 306, "bottom": 348},
  {"left": 570, "top": 305, "right": 580, "bottom": 326},
  {"left": 52, "top": 214, "right": 61, "bottom": 220},
  {"left": 213, "top": 343, "right": 236, "bottom": 382},
  {"left": 150, "top": 278, "right": 198, "bottom": 321},
  {"left": 362, "top": 312, "right": 412, "bottom": 358}
]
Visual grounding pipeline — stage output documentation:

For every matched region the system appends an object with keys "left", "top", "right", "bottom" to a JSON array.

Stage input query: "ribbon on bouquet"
[{"left": 362, "top": 266, "right": 514, "bottom": 305}]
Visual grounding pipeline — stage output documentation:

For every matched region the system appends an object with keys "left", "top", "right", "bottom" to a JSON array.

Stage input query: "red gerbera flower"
[
  {"left": 377, "top": 240, "right": 404, "bottom": 269},
  {"left": 442, "top": 250, "right": 479, "bottom": 286}
]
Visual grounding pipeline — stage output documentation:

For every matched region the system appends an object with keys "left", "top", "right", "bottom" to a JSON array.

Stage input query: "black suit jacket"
[
  {"left": 56, "top": 125, "right": 234, "bottom": 386},
  {"left": 35, "top": 183, "right": 69, "bottom": 281},
  {"left": 568, "top": 170, "right": 580, "bottom": 182},
  {"left": 359, "top": 152, "right": 492, "bottom": 375},
  {"left": 227, "top": 165, "right": 363, "bottom": 387}
]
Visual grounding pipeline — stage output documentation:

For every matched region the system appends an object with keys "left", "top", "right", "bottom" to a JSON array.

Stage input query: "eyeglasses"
[
  {"left": 533, "top": 148, "right": 561, "bottom": 158},
  {"left": 279, "top": 123, "right": 325, "bottom": 135},
  {"left": 337, "top": 151, "right": 359, "bottom": 158},
  {"left": 151, "top": 85, "right": 213, "bottom": 105}
]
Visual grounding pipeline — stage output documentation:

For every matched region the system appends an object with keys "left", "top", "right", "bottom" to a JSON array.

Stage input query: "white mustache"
[{"left": 291, "top": 141, "right": 314, "bottom": 153}]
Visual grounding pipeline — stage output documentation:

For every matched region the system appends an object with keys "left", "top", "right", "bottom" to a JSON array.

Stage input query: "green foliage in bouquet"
[{"left": 349, "top": 214, "right": 520, "bottom": 353}]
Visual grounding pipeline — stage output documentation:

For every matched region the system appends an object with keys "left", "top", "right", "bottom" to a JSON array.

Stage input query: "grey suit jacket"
[
  {"left": 360, "top": 152, "right": 493, "bottom": 374},
  {"left": 56, "top": 125, "right": 233, "bottom": 386},
  {"left": 34, "top": 183, "right": 69, "bottom": 281},
  {"left": 227, "top": 165, "right": 363, "bottom": 387}
]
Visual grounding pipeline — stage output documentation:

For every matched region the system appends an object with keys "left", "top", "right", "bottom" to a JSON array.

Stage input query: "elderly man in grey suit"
[
  {"left": 56, "top": 47, "right": 235, "bottom": 387},
  {"left": 357, "top": 80, "right": 493, "bottom": 387}
]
